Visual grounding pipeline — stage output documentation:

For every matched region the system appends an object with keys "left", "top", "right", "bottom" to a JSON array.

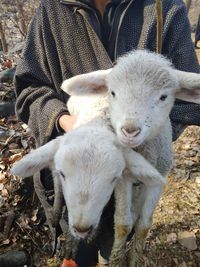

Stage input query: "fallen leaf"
[
  {"left": 2, "top": 239, "right": 10, "bottom": 245},
  {"left": 0, "top": 164, "right": 5, "bottom": 170},
  {"left": 9, "top": 153, "right": 22, "bottom": 164},
  {"left": 8, "top": 143, "right": 19, "bottom": 150},
  {"left": 21, "top": 123, "right": 28, "bottom": 130},
  {"left": 1, "top": 188, "right": 8, "bottom": 197},
  {"left": 167, "top": 232, "right": 177, "bottom": 243},
  {"left": 21, "top": 139, "right": 28, "bottom": 149},
  {"left": 0, "top": 196, "right": 5, "bottom": 207},
  {"left": 0, "top": 172, "right": 6, "bottom": 181},
  {"left": 173, "top": 258, "right": 179, "bottom": 265},
  {"left": 179, "top": 261, "right": 187, "bottom": 267},
  {"left": 31, "top": 208, "right": 39, "bottom": 222},
  {"left": 195, "top": 176, "right": 200, "bottom": 184},
  {"left": 0, "top": 183, "right": 4, "bottom": 190}
]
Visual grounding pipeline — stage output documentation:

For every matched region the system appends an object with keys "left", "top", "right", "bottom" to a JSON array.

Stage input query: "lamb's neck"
[{"left": 69, "top": 94, "right": 109, "bottom": 128}]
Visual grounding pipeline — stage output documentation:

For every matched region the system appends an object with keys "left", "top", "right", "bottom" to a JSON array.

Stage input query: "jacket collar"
[{"left": 60, "top": 0, "right": 127, "bottom": 6}]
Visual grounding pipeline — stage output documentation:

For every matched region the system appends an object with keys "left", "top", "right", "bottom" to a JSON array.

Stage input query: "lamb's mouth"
[
  {"left": 70, "top": 225, "right": 98, "bottom": 242},
  {"left": 119, "top": 136, "right": 143, "bottom": 148}
]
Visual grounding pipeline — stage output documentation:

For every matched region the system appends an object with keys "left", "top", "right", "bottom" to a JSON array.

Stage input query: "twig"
[
  {"left": 156, "top": 0, "right": 163, "bottom": 54},
  {"left": 0, "top": 20, "right": 8, "bottom": 52},
  {"left": 181, "top": 200, "right": 196, "bottom": 208},
  {"left": 15, "top": 221, "right": 47, "bottom": 255},
  {"left": 3, "top": 210, "right": 15, "bottom": 238},
  {"left": 16, "top": 0, "right": 27, "bottom": 36}
]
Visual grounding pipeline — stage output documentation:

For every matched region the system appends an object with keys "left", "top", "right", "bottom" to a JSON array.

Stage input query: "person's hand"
[{"left": 58, "top": 114, "right": 77, "bottom": 132}]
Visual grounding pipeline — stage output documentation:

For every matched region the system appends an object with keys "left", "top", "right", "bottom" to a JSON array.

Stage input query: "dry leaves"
[{"left": 144, "top": 126, "right": 200, "bottom": 266}]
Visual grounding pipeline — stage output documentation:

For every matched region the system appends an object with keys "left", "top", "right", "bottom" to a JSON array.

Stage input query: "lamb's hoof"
[
  {"left": 126, "top": 238, "right": 144, "bottom": 267},
  {"left": 109, "top": 250, "right": 127, "bottom": 267},
  {"left": 109, "top": 261, "right": 126, "bottom": 267},
  {"left": 127, "top": 248, "right": 144, "bottom": 267}
]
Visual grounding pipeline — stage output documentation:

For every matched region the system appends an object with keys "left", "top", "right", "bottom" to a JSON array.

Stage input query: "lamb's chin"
[
  {"left": 70, "top": 229, "right": 97, "bottom": 242},
  {"left": 117, "top": 135, "right": 143, "bottom": 148}
]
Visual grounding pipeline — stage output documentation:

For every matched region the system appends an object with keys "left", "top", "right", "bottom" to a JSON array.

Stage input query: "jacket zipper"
[{"left": 113, "top": 0, "right": 135, "bottom": 60}]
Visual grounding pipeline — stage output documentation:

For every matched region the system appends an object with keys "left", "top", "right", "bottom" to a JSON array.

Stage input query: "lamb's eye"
[
  {"left": 111, "top": 91, "right": 115, "bottom": 97},
  {"left": 160, "top": 94, "right": 168, "bottom": 101},
  {"left": 59, "top": 171, "right": 65, "bottom": 180},
  {"left": 111, "top": 177, "right": 117, "bottom": 184}
]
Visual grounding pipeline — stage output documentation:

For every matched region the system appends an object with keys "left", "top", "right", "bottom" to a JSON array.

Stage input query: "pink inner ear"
[
  {"left": 180, "top": 88, "right": 199, "bottom": 97},
  {"left": 176, "top": 88, "right": 200, "bottom": 104},
  {"left": 88, "top": 83, "right": 107, "bottom": 93}
]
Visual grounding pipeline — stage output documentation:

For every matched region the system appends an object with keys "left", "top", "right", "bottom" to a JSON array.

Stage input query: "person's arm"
[
  {"left": 15, "top": 1, "right": 74, "bottom": 145},
  {"left": 162, "top": 1, "right": 200, "bottom": 140}
]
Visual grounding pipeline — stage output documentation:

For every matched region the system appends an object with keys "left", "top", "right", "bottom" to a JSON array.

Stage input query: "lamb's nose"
[
  {"left": 121, "top": 126, "right": 141, "bottom": 137},
  {"left": 73, "top": 225, "right": 93, "bottom": 235}
]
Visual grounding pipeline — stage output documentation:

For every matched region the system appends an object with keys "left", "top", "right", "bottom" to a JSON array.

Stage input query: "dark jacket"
[{"left": 15, "top": 0, "right": 200, "bottom": 146}]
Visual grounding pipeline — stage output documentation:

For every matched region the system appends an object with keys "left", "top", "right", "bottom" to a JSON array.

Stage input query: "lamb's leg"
[
  {"left": 109, "top": 177, "right": 133, "bottom": 267},
  {"left": 33, "top": 172, "right": 57, "bottom": 252},
  {"left": 122, "top": 148, "right": 165, "bottom": 266},
  {"left": 127, "top": 184, "right": 164, "bottom": 267},
  {"left": 112, "top": 149, "right": 165, "bottom": 267},
  {"left": 52, "top": 172, "right": 64, "bottom": 227}
]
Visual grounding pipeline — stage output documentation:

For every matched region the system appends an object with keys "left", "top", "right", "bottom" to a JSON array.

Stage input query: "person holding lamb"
[{"left": 14, "top": 0, "right": 200, "bottom": 266}]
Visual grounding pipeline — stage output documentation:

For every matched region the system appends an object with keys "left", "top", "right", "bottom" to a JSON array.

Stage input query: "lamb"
[
  {"left": 60, "top": 50, "right": 200, "bottom": 266},
  {"left": 10, "top": 78, "right": 165, "bottom": 263},
  {"left": 11, "top": 114, "right": 164, "bottom": 259}
]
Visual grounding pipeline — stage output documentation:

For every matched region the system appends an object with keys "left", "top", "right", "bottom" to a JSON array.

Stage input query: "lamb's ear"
[
  {"left": 174, "top": 70, "right": 200, "bottom": 104},
  {"left": 11, "top": 137, "right": 61, "bottom": 177},
  {"left": 61, "top": 69, "right": 112, "bottom": 96}
]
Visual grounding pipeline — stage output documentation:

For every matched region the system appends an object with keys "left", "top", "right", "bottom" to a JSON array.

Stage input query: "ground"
[
  {"left": 144, "top": 126, "right": 200, "bottom": 267},
  {"left": 0, "top": 2, "right": 200, "bottom": 267}
]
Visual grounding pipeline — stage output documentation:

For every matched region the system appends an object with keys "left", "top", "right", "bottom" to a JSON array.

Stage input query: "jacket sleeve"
[
  {"left": 163, "top": 0, "right": 200, "bottom": 126},
  {"left": 15, "top": 2, "right": 69, "bottom": 146}
]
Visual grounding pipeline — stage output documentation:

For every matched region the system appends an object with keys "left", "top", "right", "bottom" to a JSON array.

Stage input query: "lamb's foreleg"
[
  {"left": 52, "top": 171, "right": 64, "bottom": 227},
  {"left": 122, "top": 148, "right": 165, "bottom": 267},
  {"left": 127, "top": 184, "right": 164, "bottom": 267},
  {"left": 110, "top": 149, "right": 165, "bottom": 267},
  {"left": 33, "top": 172, "right": 57, "bottom": 251},
  {"left": 109, "top": 177, "right": 133, "bottom": 267}
]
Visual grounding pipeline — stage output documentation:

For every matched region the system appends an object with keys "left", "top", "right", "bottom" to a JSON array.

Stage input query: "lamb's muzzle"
[
  {"left": 72, "top": 224, "right": 93, "bottom": 239},
  {"left": 121, "top": 125, "right": 141, "bottom": 137}
]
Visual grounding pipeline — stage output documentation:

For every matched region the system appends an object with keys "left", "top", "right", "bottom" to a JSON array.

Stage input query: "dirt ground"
[
  {"left": 144, "top": 126, "right": 200, "bottom": 267},
  {"left": 0, "top": 2, "right": 200, "bottom": 267}
]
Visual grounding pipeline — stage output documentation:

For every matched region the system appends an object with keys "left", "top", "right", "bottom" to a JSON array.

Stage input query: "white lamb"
[
  {"left": 11, "top": 112, "right": 164, "bottom": 264},
  {"left": 60, "top": 50, "right": 200, "bottom": 266}
]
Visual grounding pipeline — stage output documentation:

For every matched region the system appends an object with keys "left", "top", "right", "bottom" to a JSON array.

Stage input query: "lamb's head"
[
  {"left": 61, "top": 50, "right": 200, "bottom": 148},
  {"left": 55, "top": 126, "right": 125, "bottom": 239},
  {"left": 11, "top": 126, "right": 125, "bottom": 240},
  {"left": 108, "top": 51, "right": 179, "bottom": 147}
]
